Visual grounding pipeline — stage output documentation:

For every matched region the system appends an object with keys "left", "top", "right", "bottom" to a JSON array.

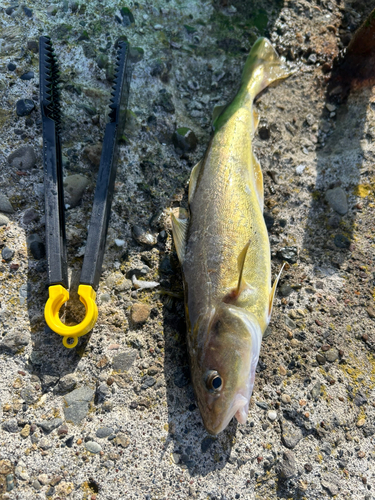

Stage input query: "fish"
[{"left": 171, "top": 38, "right": 290, "bottom": 435}]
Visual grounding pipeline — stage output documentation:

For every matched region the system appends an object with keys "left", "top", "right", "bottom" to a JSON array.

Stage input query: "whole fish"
[{"left": 171, "top": 38, "right": 290, "bottom": 435}]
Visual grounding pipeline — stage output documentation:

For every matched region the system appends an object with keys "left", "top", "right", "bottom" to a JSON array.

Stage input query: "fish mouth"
[{"left": 207, "top": 394, "right": 249, "bottom": 435}]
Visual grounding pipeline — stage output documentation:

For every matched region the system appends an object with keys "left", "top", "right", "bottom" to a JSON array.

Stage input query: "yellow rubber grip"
[{"left": 44, "top": 284, "right": 98, "bottom": 348}]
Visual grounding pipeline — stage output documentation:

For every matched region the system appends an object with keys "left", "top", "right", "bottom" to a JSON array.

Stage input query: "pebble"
[
  {"left": 357, "top": 418, "right": 366, "bottom": 427},
  {"left": 112, "top": 350, "right": 137, "bottom": 371},
  {"left": 63, "top": 174, "right": 89, "bottom": 208},
  {"left": 334, "top": 234, "right": 350, "bottom": 249},
  {"left": 38, "top": 418, "right": 63, "bottom": 433},
  {"left": 316, "top": 353, "right": 326, "bottom": 365},
  {"left": 279, "top": 284, "right": 293, "bottom": 297},
  {"left": 32, "top": 480, "right": 42, "bottom": 491},
  {"left": 132, "top": 226, "right": 157, "bottom": 246},
  {"left": 38, "top": 473, "right": 49, "bottom": 485},
  {"left": 295, "top": 164, "right": 306, "bottom": 175},
  {"left": 7, "top": 62, "right": 16, "bottom": 71},
  {"left": 29, "top": 239, "right": 46, "bottom": 260},
  {"left": 20, "top": 424, "right": 30, "bottom": 438},
  {"left": 63, "top": 386, "right": 95, "bottom": 425},
  {"left": 321, "top": 474, "right": 340, "bottom": 496},
  {"left": 16, "top": 99, "right": 35, "bottom": 116},
  {"left": 267, "top": 410, "right": 277, "bottom": 421},
  {"left": 325, "top": 187, "right": 348, "bottom": 215},
  {"left": 57, "top": 424, "right": 69, "bottom": 436},
  {"left": 131, "top": 303, "right": 151, "bottom": 324},
  {"left": 2, "top": 247, "right": 14, "bottom": 261},
  {"left": 0, "top": 214, "right": 10, "bottom": 226},
  {"left": 85, "top": 441, "right": 102, "bottom": 454},
  {"left": 7, "top": 145, "right": 36, "bottom": 170},
  {"left": 22, "top": 208, "right": 39, "bottom": 224},
  {"left": 0, "top": 331, "right": 30, "bottom": 354},
  {"left": 20, "top": 71, "right": 34, "bottom": 80},
  {"left": 116, "top": 433, "right": 130, "bottom": 448},
  {"left": 0, "top": 193, "right": 14, "bottom": 213},
  {"left": 366, "top": 306, "right": 375, "bottom": 319},
  {"left": 278, "top": 450, "right": 296, "bottom": 480},
  {"left": 2, "top": 419, "right": 18, "bottom": 433},
  {"left": 55, "top": 481, "right": 74, "bottom": 497},
  {"left": 172, "top": 127, "right": 198, "bottom": 152},
  {"left": 280, "top": 419, "right": 303, "bottom": 449},
  {"left": 311, "top": 382, "right": 321, "bottom": 399},
  {"left": 281, "top": 394, "right": 291, "bottom": 404},
  {"left": 38, "top": 438, "right": 52, "bottom": 450},
  {"left": 96, "top": 427, "right": 114, "bottom": 439},
  {"left": 57, "top": 374, "right": 77, "bottom": 393},
  {"left": 325, "top": 348, "right": 339, "bottom": 362},
  {"left": 15, "top": 466, "right": 29, "bottom": 481},
  {"left": 277, "top": 246, "right": 298, "bottom": 263}
]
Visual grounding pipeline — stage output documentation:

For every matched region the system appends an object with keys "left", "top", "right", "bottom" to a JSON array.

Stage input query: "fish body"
[{"left": 171, "top": 38, "right": 289, "bottom": 435}]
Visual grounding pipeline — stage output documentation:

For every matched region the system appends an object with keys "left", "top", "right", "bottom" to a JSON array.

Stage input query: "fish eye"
[{"left": 205, "top": 370, "right": 223, "bottom": 392}]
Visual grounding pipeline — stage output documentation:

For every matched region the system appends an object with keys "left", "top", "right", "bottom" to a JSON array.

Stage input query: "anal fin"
[{"left": 171, "top": 208, "right": 189, "bottom": 264}]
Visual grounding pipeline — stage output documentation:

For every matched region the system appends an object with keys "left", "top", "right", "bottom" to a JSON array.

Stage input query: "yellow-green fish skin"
[{"left": 172, "top": 38, "right": 290, "bottom": 435}]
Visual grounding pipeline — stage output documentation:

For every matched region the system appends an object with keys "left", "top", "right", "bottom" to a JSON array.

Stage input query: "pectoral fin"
[
  {"left": 171, "top": 208, "right": 189, "bottom": 264},
  {"left": 268, "top": 264, "right": 285, "bottom": 321},
  {"left": 188, "top": 159, "right": 202, "bottom": 204},
  {"left": 252, "top": 151, "right": 264, "bottom": 212},
  {"left": 236, "top": 240, "right": 251, "bottom": 295}
]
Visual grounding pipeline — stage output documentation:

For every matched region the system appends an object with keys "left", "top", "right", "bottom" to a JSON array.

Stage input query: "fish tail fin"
[{"left": 242, "top": 37, "right": 291, "bottom": 100}]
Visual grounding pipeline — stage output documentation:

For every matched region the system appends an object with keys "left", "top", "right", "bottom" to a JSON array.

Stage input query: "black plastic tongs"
[{"left": 39, "top": 36, "right": 131, "bottom": 348}]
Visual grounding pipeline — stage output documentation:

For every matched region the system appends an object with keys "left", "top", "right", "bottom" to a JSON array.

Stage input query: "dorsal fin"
[
  {"left": 236, "top": 240, "right": 251, "bottom": 295},
  {"left": 188, "top": 159, "right": 202, "bottom": 204},
  {"left": 268, "top": 263, "right": 285, "bottom": 321},
  {"left": 171, "top": 208, "right": 189, "bottom": 264}
]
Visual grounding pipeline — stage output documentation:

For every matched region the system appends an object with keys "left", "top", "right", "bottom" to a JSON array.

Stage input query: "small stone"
[
  {"left": 22, "top": 208, "right": 39, "bottom": 224},
  {"left": 15, "top": 466, "right": 29, "bottom": 481},
  {"left": 57, "top": 374, "right": 77, "bottom": 393},
  {"left": 0, "top": 214, "right": 10, "bottom": 226},
  {"left": 2, "top": 247, "right": 14, "bottom": 261},
  {"left": 7, "top": 145, "right": 36, "bottom": 170},
  {"left": 96, "top": 426, "right": 114, "bottom": 439},
  {"left": 280, "top": 419, "right": 303, "bottom": 449},
  {"left": 20, "top": 424, "right": 30, "bottom": 438},
  {"left": 85, "top": 441, "right": 102, "bottom": 454},
  {"left": 141, "top": 376, "right": 156, "bottom": 389},
  {"left": 295, "top": 164, "right": 306, "bottom": 175},
  {"left": 112, "top": 350, "right": 137, "bottom": 371},
  {"left": 290, "top": 339, "right": 299, "bottom": 348},
  {"left": 132, "top": 226, "right": 157, "bottom": 246},
  {"left": 57, "top": 424, "right": 69, "bottom": 436},
  {"left": 325, "top": 348, "right": 339, "bottom": 363},
  {"left": 316, "top": 353, "right": 326, "bottom": 365},
  {"left": 128, "top": 47, "right": 145, "bottom": 63},
  {"left": 38, "top": 418, "right": 63, "bottom": 433},
  {"left": 0, "top": 193, "right": 14, "bottom": 213},
  {"left": 84, "top": 143, "right": 102, "bottom": 167},
  {"left": 2, "top": 419, "right": 18, "bottom": 433},
  {"left": 7, "top": 62, "right": 16, "bottom": 71},
  {"left": 311, "top": 382, "right": 321, "bottom": 399},
  {"left": 115, "top": 433, "right": 130, "bottom": 448},
  {"left": 32, "top": 480, "right": 42, "bottom": 491},
  {"left": 55, "top": 481, "right": 74, "bottom": 497},
  {"left": 38, "top": 473, "right": 49, "bottom": 485},
  {"left": 281, "top": 394, "right": 291, "bottom": 404},
  {"left": 16, "top": 99, "right": 35, "bottom": 116},
  {"left": 39, "top": 437, "right": 52, "bottom": 450},
  {"left": 268, "top": 410, "right": 277, "bottom": 421},
  {"left": 334, "top": 234, "right": 350, "bottom": 249},
  {"left": 357, "top": 418, "right": 365, "bottom": 427},
  {"left": 279, "top": 284, "right": 293, "bottom": 297},
  {"left": 304, "top": 463, "right": 313, "bottom": 472},
  {"left": 278, "top": 450, "right": 296, "bottom": 480},
  {"left": 325, "top": 187, "right": 348, "bottom": 215},
  {"left": 357, "top": 451, "right": 365, "bottom": 458},
  {"left": 366, "top": 306, "right": 375, "bottom": 319},
  {"left": 0, "top": 331, "right": 30, "bottom": 354},
  {"left": 172, "top": 127, "right": 198, "bottom": 153},
  {"left": 20, "top": 71, "right": 34, "bottom": 80},
  {"left": 321, "top": 474, "right": 340, "bottom": 496},
  {"left": 64, "top": 175, "right": 89, "bottom": 208},
  {"left": 277, "top": 246, "right": 298, "bottom": 263},
  {"left": 27, "top": 40, "right": 39, "bottom": 53},
  {"left": 131, "top": 303, "right": 151, "bottom": 324},
  {"left": 63, "top": 386, "right": 95, "bottom": 425}
]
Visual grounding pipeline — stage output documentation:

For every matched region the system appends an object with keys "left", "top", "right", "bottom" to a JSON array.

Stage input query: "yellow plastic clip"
[{"left": 44, "top": 284, "right": 98, "bottom": 349}]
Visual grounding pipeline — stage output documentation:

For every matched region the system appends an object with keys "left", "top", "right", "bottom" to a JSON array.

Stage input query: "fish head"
[{"left": 191, "top": 304, "right": 262, "bottom": 435}]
